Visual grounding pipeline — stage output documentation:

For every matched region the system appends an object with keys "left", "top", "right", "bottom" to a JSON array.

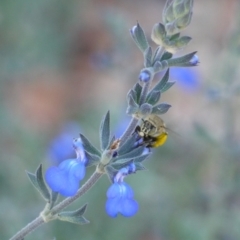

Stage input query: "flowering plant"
[{"left": 9, "top": 0, "right": 198, "bottom": 239}]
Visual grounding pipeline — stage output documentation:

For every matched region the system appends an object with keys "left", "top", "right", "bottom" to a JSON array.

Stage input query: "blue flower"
[
  {"left": 170, "top": 67, "right": 199, "bottom": 92},
  {"left": 105, "top": 182, "right": 138, "bottom": 218},
  {"left": 45, "top": 138, "right": 86, "bottom": 197},
  {"left": 105, "top": 163, "right": 138, "bottom": 218},
  {"left": 47, "top": 122, "right": 80, "bottom": 164}
]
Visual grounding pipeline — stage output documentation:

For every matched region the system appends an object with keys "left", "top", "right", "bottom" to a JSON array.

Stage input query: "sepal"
[
  {"left": 152, "top": 103, "right": 171, "bottom": 115},
  {"left": 58, "top": 204, "right": 89, "bottom": 225},
  {"left": 100, "top": 111, "right": 110, "bottom": 151},
  {"left": 80, "top": 134, "right": 101, "bottom": 157},
  {"left": 166, "top": 51, "right": 198, "bottom": 67},
  {"left": 26, "top": 164, "right": 50, "bottom": 201},
  {"left": 130, "top": 23, "right": 149, "bottom": 52}
]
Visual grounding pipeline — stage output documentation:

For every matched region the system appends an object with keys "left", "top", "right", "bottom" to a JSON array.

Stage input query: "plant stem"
[{"left": 9, "top": 171, "right": 103, "bottom": 240}]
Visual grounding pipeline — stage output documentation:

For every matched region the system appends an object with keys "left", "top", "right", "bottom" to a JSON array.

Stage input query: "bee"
[{"left": 135, "top": 114, "right": 168, "bottom": 148}]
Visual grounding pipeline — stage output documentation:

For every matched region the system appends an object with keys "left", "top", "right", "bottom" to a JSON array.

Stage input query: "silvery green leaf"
[
  {"left": 134, "top": 153, "right": 150, "bottom": 163},
  {"left": 152, "top": 46, "right": 164, "bottom": 64},
  {"left": 160, "top": 52, "right": 173, "bottom": 61},
  {"left": 144, "top": 46, "right": 153, "bottom": 67},
  {"left": 111, "top": 159, "right": 135, "bottom": 170},
  {"left": 140, "top": 103, "right": 153, "bottom": 116},
  {"left": 151, "top": 23, "right": 166, "bottom": 46},
  {"left": 153, "top": 60, "right": 168, "bottom": 73},
  {"left": 149, "top": 69, "right": 169, "bottom": 95},
  {"left": 127, "top": 89, "right": 138, "bottom": 104},
  {"left": 169, "top": 33, "right": 180, "bottom": 41},
  {"left": 160, "top": 81, "right": 175, "bottom": 93},
  {"left": 133, "top": 83, "right": 142, "bottom": 103},
  {"left": 84, "top": 151, "right": 100, "bottom": 167},
  {"left": 146, "top": 90, "right": 161, "bottom": 105},
  {"left": 135, "top": 162, "right": 146, "bottom": 171},
  {"left": 114, "top": 146, "right": 145, "bottom": 161},
  {"left": 167, "top": 51, "right": 197, "bottom": 67},
  {"left": 126, "top": 105, "right": 139, "bottom": 115},
  {"left": 26, "top": 164, "right": 50, "bottom": 201},
  {"left": 152, "top": 103, "right": 171, "bottom": 114},
  {"left": 118, "top": 134, "right": 137, "bottom": 156},
  {"left": 58, "top": 204, "right": 89, "bottom": 225},
  {"left": 49, "top": 190, "right": 59, "bottom": 210},
  {"left": 114, "top": 154, "right": 149, "bottom": 170},
  {"left": 163, "top": 0, "right": 175, "bottom": 23},
  {"left": 80, "top": 134, "right": 101, "bottom": 157},
  {"left": 126, "top": 93, "right": 139, "bottom": 115},
  {"left": 100, "top": 111, "right": 110, "bottom": 151},
  {"left": 130, "top": 23, "right": 149, "bottom": 52},
  {"left": 105, "top": 165, "right": 118, "bottom": 182}
]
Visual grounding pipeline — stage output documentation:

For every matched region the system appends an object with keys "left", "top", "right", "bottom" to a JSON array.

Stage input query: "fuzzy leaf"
[
  {"left": 144, "top": 46, "right": 153, "bottom": 67},
  {"left": 84, "top": 151, "right": 100, "bottom": 167},
  {"left": 139, "top": 103, "right": 153, "bottom": 116},
  {"left": 146, "top": 90, "right": 161, "bottom": 105},
  {"left": 58, "top": 204, "right": 89, "bottom": 225},
  {"left": 134, "top": 154, "right": 150, "bottom": 163},
  {"left": 105, "top": 165, "right": 118, "bottom": 183},
  {"left": 126, "top": 93, "right": 139, "bottom": 115},
  {"left": 26, "top": 164, "right": 50, "bottom": 201},
  {"left": 118, "top": 134, "right": 137, "bottom": 156},
  {"left": 152, "top": 103, "right": 171, "bottom": 114},
  {"left": 49, "top": 190, "right": 59, "bottom": 210},
  {"left": 160, "top": 81, "right": 175, "bottom": 93},
  {"left": 111, "top": 159, "right": 135, "bottom": 170},
  {"left": 133, "top": 83, "right": 142, "bottom": 103},
  {"left": 100, "top": 111, "right": 110, "bottom": 151},
  {"left": 114, "top": 146, "right": 145, "bottom": 161},
  {"left": 149, "top": 69, "right": 170, "bottom": 95},
  {"left": 160, "top": 52, "right": 173, "bottom": 61},
  {"left": 80, "top": 134, "right": 101, "bottom": 157},
  {"left": 135, "top": 162, "right": 146, "bottom": 171},
  {"left": 130, "top": 23, "right": 149, "bottom": 52}
]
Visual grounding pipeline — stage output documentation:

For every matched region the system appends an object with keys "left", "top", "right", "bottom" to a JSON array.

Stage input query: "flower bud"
[
  {"left": 163, "top": 0, "right": 194, "bottom": 35},
  {"left": 139, "top": 68, "right": 154, "bottom": 82}
]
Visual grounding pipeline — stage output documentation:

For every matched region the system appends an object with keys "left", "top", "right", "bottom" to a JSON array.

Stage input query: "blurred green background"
[{"left": 2, "top": 0, "right": 240, "bottom": 239}]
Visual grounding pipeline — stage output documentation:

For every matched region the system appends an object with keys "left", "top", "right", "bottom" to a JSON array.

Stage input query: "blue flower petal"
[
  {"left": 105, "top": 182, "right": 138, "bottom": 217},
  {"left": 45, "top": 159, "right": 86, "bottom": 197},
  {"left": 120, "top": 198, "right": 139, "bottom": 217},
  {"left": 122, "top": 182, "right": 134, "bottom": 198},
  {"left": 105, "top": 197, "right": 121, "bottom": 218},
  {"left": 106, "top": 183, "right": 122, "bottom": 198}
]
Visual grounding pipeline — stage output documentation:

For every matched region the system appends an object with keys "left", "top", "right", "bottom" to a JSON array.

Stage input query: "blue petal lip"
[
  {"left": 105, "top": 182, "right": 138, "bottom": 218},
  {"left": 45, "top": 159, "right": 86, "bottom": 197}
]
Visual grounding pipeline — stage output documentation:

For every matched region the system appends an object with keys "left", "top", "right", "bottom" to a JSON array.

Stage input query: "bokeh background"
[{"left": 2, "top": 0, "right": 240, "bottom": 239}]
